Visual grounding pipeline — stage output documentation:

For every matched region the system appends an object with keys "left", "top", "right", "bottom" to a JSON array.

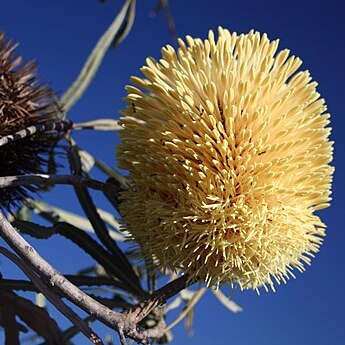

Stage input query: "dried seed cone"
[
  {"left": 0, "top": 32, "right": 58, "bottom": 210},
  {"left": 118, "top": 28, "right": 334, "bottom": 291}
]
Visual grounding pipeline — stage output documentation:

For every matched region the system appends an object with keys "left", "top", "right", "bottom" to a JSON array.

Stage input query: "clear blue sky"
[{"left": 0, "top": 1, "right": 344, "bottom": 344}]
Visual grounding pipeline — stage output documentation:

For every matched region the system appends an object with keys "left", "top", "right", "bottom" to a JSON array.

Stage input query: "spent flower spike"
[{"left": 0, "top": 32, "right": 59, "bottom": 210}]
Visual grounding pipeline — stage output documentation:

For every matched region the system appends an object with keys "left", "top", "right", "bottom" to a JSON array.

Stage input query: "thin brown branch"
[
  {"left": 0, "top": 174, "right": 118, "bottom": 194},
  {"left": 0, "top": 121, "right": 72, "bottom": 147}
]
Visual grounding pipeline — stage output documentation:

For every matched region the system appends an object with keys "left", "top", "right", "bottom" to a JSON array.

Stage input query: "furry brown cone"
[{"left": 0, "top": 32, "right": 60, "bottom": 210}]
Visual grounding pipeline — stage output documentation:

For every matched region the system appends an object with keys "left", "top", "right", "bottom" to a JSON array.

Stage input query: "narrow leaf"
[
  {"left": 212, "top": 289, "right": 243, "bottom": 313},
  {"left": 78, "top": 149, "right": 95, "bottom": 172},
  {"left": 12, "top": 220, "right": 55, "bottom": 239},
  {"left": 164, "top": 288, "right": 206, "bottom": 332},
  {"left": 74, "top": 187, "right": 142, "bottom": 294},
  {"left": 74, "top": 119, "right": 122, "bottom": 131},
  {"left": 26, "top": 200, "right": 124, "bottom": 240},
  {"left": 111, "top": 0, "right": 136, "bottom": 47},
  {"left": 0, "top": 291, "right": 20, "bottom": 345},
  {"left": 103, "top": 177, "right": 123, "bottom": 211},
  {"left": 60, "top": 0, "right": 134, "bottom": 111},
  {"left": 55, "top": 222, "right": 140, "bottom": 295},
  {"left": 94, "top": 158, "right": 129, "bottom": 188},
  {"left": 1, "top": 291, "right": 63, "bottom": 344},
  {"left": 0, "top": 276, "right": 128, "bottom": 293}
]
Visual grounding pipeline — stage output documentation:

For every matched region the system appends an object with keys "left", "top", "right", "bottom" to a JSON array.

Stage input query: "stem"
[
  {"left": 0, "top": 121, "right": 72, "bottom": 147},
  {"left": 125, "top": 275, "right": 194, "bottom": 323}
]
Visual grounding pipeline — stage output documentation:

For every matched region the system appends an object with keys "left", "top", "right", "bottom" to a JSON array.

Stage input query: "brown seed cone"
[{"left": 0, "top": 32, "right": 60, "bottom": 210}]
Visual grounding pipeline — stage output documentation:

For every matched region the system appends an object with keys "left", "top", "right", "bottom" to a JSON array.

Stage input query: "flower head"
[
  {"left": 118, "top": 28, "right": 334, "bottom": 291},
  {"left": 0, "top": 32, "right": 59, "bottom": 210}
]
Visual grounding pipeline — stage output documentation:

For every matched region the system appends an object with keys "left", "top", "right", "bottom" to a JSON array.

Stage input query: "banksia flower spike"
[
  {"left": 118, "top": 27, "right": 334, "bottom": 291},
  {"left": 0, "top": 32, "right": 60, "bottom": 210}
]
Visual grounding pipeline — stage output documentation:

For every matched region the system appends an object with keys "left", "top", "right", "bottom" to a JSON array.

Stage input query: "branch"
[
  {"left": 0, "top": 121, "right": 72, "bottom": 147},
  {"left": 0, "top": 174, "right": 119, "bottom": 194},
  {"left": 0, "top": 210, "right": 191, "bottom": 344},
  {"left": 125, "top": 275, "right": 194, "bottom": 323},
  {"left": 0, "top": 210, "right": 150, "bottom": 344}
]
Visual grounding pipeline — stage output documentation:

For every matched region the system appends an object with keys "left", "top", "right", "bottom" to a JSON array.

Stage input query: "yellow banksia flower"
[{"left": 117, "top": 27, "right": 334, "bottom": 291}]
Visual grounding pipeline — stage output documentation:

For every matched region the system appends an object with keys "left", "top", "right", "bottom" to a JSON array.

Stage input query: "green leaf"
[
  {"left": 111, "top": 0, "right": 136, "bottom": 48},
  {"left": 74, "top": 119, "right": 122, "bottom": 131},
  {"left": 74, "top": 187, "right": 143, "bottom": 295},
  {"left": 26, "top": 200, "right": 125, "bottom": 241},
  {"left": 1, "top": 291, "right": 64, "bottom": 344},
  {"left": 12, "top": 220, "right": 54, "bottom": 239},
  {"left": 60, "top": 0, "right": 136, "bottom": 111},
  {"left": 0, "top": 276, "right": 130, "bottom": 293},
  {"left": 212, "top": 288, "right": 243, "bottom": 313},
  {"left": 16, "top": 205, "right": 32, "bottom": 222}
]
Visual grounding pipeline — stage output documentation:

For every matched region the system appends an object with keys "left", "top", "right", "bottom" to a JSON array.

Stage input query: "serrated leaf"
[
  {"left": 12, "top": 220, "right": 55, "bottom": 239},
  {"left": 0, "top": 291, "right": 20, "bottom": 345},
  {"left": 74, "top": 187, "right": 143, "bottom": 294},
  {"left": 2, "top": 291, "right": 64, "bottom": 344},
  {"left": 27, "top": 200, "right": 125, "bottom": 241}
]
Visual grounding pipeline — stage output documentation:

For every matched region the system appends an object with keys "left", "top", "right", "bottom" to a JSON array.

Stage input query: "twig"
[
  {"left": 125, "top": 275, "right": 194, "bottom": 323},
  {"left": 0, "top": 121, "right": 72, "bottom": 147},
  {"left": 119, "top": 331, "right": 128, "bottom": 345},
  {"left": 0, "top": 246, "right": 103, "bottom": 344},
  {"left": 0, "top": 174, "right": 118, "bottom": 194}
]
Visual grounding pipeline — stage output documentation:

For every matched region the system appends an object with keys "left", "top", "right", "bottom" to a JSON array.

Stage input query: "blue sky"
[{"left": 0, "top": 0, "right": 344, "bottom": 344}]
